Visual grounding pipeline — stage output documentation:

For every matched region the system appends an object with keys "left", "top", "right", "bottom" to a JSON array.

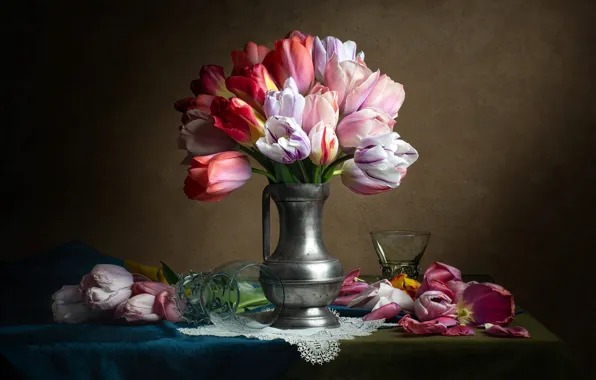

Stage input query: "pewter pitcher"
[{"left": 260, "top": 183, "right": 343, "bottom": 329}]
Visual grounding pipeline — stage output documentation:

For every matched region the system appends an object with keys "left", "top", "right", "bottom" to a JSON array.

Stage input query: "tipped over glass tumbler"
[
  {"left": 174, "top": 261, "right": 284, "bottom": 332},
  {"left": 370, "top": 230, "right": 431, "bottom": 280}
]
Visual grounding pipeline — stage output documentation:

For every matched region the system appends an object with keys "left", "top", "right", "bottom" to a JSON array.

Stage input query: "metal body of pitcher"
[{"left": 260, "top": 183, "right": 343, "bottom": 329}]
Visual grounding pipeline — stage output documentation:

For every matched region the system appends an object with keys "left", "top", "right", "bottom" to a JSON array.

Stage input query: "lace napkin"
[{"left": 178, "top": 310, "right": 395, "bottom": 364}]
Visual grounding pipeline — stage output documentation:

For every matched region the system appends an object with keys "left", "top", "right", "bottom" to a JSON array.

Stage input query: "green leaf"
[{"left": 160, "top": 261, "right": 180, "bottom": 285}]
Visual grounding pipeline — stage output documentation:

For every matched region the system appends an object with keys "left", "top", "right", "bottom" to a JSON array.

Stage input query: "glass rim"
[{"left": 370, "top": 230, "right": 431, "bottom": 237}]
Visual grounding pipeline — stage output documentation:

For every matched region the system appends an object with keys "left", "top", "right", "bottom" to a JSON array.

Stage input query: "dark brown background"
[{"left": 3, "top": 0, "right": 595, "bottom": 377}]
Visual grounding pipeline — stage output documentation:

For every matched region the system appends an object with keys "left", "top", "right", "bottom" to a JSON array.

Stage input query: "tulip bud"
[
  {"left": 308, "top": 122, "right": 339, "bottom": 166},
  {"left": 191, "top": 65, "right": 234, "bottom": 98}
]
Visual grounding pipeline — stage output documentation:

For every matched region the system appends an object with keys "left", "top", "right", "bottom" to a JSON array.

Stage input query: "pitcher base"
[{"left": 271, "top": 306, "right": 340, "bottom": 329}]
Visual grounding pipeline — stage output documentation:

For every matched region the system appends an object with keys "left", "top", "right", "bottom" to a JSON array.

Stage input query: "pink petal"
[
  {"left": 443, "top": 325, "right": 475, "bottom": 336},
  {"left": 332, "top": 294, "right": 360, "bottom": 306},
  {"left": 153, "top": 289, "right": 183, "bottom": 323},
  {"left": 339, "top": 282, "right": 369, "bottom": 296},
  {"left": 132, "top": 274, "right": 152, "bottom": 282},
  {"left": 132, "top": 281, "right": 170, "bottom": 296},
  {"left": 398, "top": 314, "right": 448, "bottom": 335},
  {"left": 435, "top": 316, "right": 459, "bottom": 327},
  {"left": 423, "top": 262, "right": 462, "bottom": 282},
  {"left": 416, "top": 279, "right": 455, "bottom": 300},
  {"left": 485, "top": 324, "right": 531, "bottom": 338},
  {"left": 462, "top": 283, "right": 515, "bottom": 326},
  {"left": 343, "top": 268, "right": 361, "bottom": 286},
  {"left": 363, "top": 303, "right": 401, "bottom": 321}
]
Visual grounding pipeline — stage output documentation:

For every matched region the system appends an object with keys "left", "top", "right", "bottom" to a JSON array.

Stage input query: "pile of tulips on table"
[{"left": 333, "top": 261, "right": 531, "bottom": 337}]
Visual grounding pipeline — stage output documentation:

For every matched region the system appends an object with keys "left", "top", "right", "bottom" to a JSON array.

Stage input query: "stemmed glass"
[{"left": 370, "top": 230, "right": 431, "bottom": 280}]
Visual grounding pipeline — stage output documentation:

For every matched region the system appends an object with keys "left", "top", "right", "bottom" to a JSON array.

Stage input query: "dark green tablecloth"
[{"left": 284, "top": 312, "right": 582, "bottom": 380}]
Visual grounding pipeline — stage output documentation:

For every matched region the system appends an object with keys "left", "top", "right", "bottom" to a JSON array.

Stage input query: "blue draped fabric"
[{"left": 0, "top": 241, "right": 299, "bottom": 380}]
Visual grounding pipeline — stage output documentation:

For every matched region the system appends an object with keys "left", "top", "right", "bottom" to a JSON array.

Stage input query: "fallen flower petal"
[
  {"left": 485, "top": 324, "right": 531, "bottom": 338},
  {"left": 398, "top": 314, "right": 448, "bottom": 335},
  {"left": 443, "top": 324, "right": 475, "bottom": 336},
  {"left": 363, "top": 301, "right": 401, "bottom": 321}
]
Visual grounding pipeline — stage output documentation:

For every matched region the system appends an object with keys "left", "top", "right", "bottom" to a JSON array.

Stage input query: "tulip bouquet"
[
  {"left": 175, "top": 30, "right": 418, "bottom": 201},
  {"left": 334, "top": 262, "right": 531, "bottom": 338}
]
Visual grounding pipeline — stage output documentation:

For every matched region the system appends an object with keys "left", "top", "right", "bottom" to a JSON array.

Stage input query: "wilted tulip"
[
  {"left": 398, "top": 314, "right": 459, "bottom": 335},
  {"left": 302, "top": 83, "right": 339, "bottom": 133},
  {"left": 263, "top": 38, "right": 314, "bottom": 95},
  {"left": 184, "top": 152, "right": 252, "bottom": 202},
  {"left": 132, "top": 281, "right": 170, "bottom": 296},
  {"left": 308, "top": 122, "right": 339, "bottom": 166},
  {"left": 360, "top": 74, "right": 405, "bottom": 118},
  {"left": 335, "top": 108, "right": 395, "bottom": 153},
  {"left": 117, "top": 294, "right": 161, "bottom": 323},
  {"left": 348, "top": 279, "right": 414, "bottom": 312},
  {"left": 255, "top": 116, "right": 311, "bottom": 163},
  {"left": 263, "top": 77, "right": 305, "bottom": 125},
  {"left": 313, "top": 36, "right": 358, "bottom": 82},
  {"left": 211, "top": 96, "right": 265, "bottom": 145},
  {"left": 414, "top": 290, "right": 458, "bottom": 322},
  {"left": 231, "top": 42, "right": 270, "bottom": 75},
  {"left": 324, "top": 55, "right": 379, "bottom": 116},
  {"left": 190, "top": 65, "right": 234, "bottom": 98},
  {"left": 484, "top": 324, "right": 530, "bottom": 338},
  {"left": 179, "top": 110, "right": 237, "bottom": 156},
  {"left": 362, "top": 297, "right": 401, "bottom": 322},
  {"left": 154, "top": 288, "right": 183, "bottom": 323},
  {"left": 457, "top": 283, "right": 515, "bottom": 326}
]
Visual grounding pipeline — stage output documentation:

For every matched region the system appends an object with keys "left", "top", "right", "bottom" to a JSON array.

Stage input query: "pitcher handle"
[{"left": 262, "top": 185, "right": 271, "bottom": 261}]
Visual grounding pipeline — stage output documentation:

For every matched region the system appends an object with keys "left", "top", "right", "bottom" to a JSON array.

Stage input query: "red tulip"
[
  {"left": 211, "top": 96, "right": 265, "bottom": 145},
  {"left": 263, "top": 38, "right": 314, "bottom": 95},
  {"left": 225, "top": 64, "right": 278, "bottom": 110},
  {"left": 183, "top": 151, "right": 252, "bottom": 202},
  {"left": 231, "top": 41, "right": 270, "bottom": 76},
  {"left": 190, "top": 65, "right": 234, "bottom": 98}
]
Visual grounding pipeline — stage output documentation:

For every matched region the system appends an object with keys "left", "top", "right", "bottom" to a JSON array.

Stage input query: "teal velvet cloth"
[{"left": 0, "top": 241, "right": 298, "bottom": 380}]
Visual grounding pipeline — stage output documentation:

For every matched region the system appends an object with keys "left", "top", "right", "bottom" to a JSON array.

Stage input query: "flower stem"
[
  {"left": 297, "top": 160, "right": 310, "bottom": 183},
  {"left": 251, "top": 168, "right": 276, "bottom": 182},
  {"left": 313, "top": 166, "right": 322, "bottom": 184},
  {"left": 321, "top": 154, "right": 354, "bottom": 181},
  {"left": 237, "top": 145, "right": 275, "bottom": 177}
]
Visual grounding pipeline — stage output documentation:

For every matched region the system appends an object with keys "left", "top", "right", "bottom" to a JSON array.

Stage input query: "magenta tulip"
[
  {"left": 414, "top": 290, "right": 457, "bottom": 322},
  {"left": 117, "top": 294, "right": 161, "bottom": 322},
  {"left": 335, "top": 108, "right": 395, "bottom": 154},
  {"left": 309, "top": 122, "right": 339, "bottom": 166},
  {"left": 179, "top": 110, "right": 237, "bottom": 156},
  {"left": 302, "top": 83, "right": 339, "bottom": 134},
  {"left": 458, "top": 283, "right": 515, "bottom": 326},
  {"left": 423, "top": 261, "right": 463, "bottom": 283},
  {"left": 360, "top": 74, "right": 405, "bottom": 118},
  {"left": 184, "top": 151, "right": 252, "bottom": 202},
  {"left": 324, "top": 54, "right": 380, "bottom": 116},
  {"left": 337, "top": 268, "right": 369, "bottom": 297}
]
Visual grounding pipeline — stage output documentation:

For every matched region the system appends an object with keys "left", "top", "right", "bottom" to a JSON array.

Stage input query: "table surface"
[{"left": 0, "top": 241, "right": 585, "bottom": 380}]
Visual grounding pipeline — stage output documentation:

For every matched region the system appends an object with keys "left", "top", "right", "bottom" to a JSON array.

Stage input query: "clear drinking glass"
[
  {"left": 370, "top": 230, "right": 431, "bottom": 280},
  {"left": 174, "top": 261, "right": 283, "bottom": 332}
]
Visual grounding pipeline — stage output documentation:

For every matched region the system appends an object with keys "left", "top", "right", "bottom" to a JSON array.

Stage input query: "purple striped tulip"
[
  {"left": 263, "top": 77, "right": 305, "bottom": 125},
  {"left": 256, "top": 116, "right": 311, "bottom": 163}
]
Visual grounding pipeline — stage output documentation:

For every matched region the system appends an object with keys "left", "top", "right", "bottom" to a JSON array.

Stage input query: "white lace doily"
[{"left": 178, "top": 310, "right": 395, "bottom": 364}]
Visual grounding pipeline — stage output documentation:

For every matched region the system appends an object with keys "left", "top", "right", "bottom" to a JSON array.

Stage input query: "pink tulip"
[
  {"left": 414, "top": 290, "right": 457, "bottom": 322},
  {"left": 341, "top": 159, "right": 393, "bottom": 195},
  {"left": 87, "top": 287, "right": 132, "bottom": 310},
  {"left": 484, "top": 324, "right": 530, "bottom": 338},
  {"left": 184, "top": 151, "right": 252, "bottom": 202},
  {"left": 179, "top": 110, "right": 237, "bottom": 156},
  {"left": 335, "top": 108, "right": 395, "bottom": 154},
  {"left": 132, "top": 281, "right": 170, "bottom": 296},
  {"left": 211, "top": 96, "right": 266, "bottom": 145},
  {"left": 353, "top": 132, "right": 418, "bottom": 189},
  {"left": 360, "top": 74, "right": 405, "bottom": 118},
  {"left": 302, "top": 84, "right": 339, "bottom": 133},
  {"left": 308, "top": 122, "right": 339, "bottom": 166},
  {"left": 458, "top": 283, "right": 515, "bottom": 326},
  {"left": 416, "top": 278, "right": 468, "bottom": 301},
  {"left": 423, "top": 262, "right": 463, "bottom": 283},
  {"left": 81, "top": 264, "right": 133, "bottom": 310},
  {"left": 154, "top": 289, "right": 183, "bottom": 323},
  {"left": 324, "top": 54, "right": 380, "bottom": 116},
  {"left": 313, "top": 36, "right": 358, "bottom": 83},
  {"left": 190, "top": 65, "right": 234, "bottom": 98},
  {"left": 338, "top": 269, "right": 369, "bottom": 297},
  {"left": 363, "top": 297, "right": 401, "bottom": 321},
  {"left": 263, "top": 38, "right": 314, "bottom": 95},
  {"left": 231, "top": 42, "right": 270, "bottom": 76},
  {"left": 117, "top": 294, "right": 161, "bottom": 322}
]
